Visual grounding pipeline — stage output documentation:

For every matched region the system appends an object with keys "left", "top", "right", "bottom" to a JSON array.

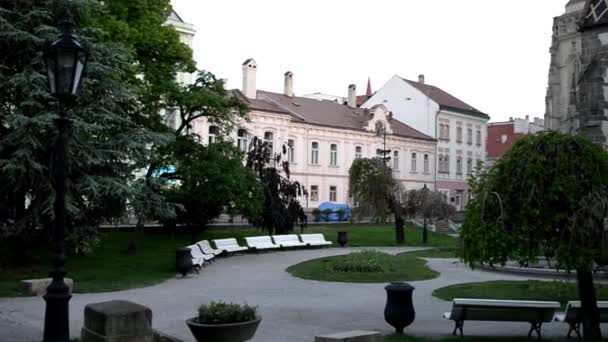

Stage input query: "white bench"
[
  {"left": 245, "top": 236, "right": 280, "bottom": 251},
  {"left": 443, "top": 298, "right": 560, "bottom": 339},
  {"left": 272, "top": 234, "right": 307, "bottom": 248},
  {"left": 300, "top": 233, "right": 332, "bottom": 247},
  {"left": 186, "top": 244, "right": 214, "bottom": 270},
  {"left": 554, "top": 301, "right": 608, "bottom": 339},
  {"left": 197, "top": 240, "right": 223, "bottom": 256},
  {"left": 212, "top": 238, "right": 248, "bottom": 254}
]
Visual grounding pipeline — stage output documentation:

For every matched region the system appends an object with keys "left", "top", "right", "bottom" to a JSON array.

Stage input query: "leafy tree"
[
  {"left": 162, "top": 138, "right": 262, "bottom": 243},
  {"left": 461, "top": 131, "right": 608, "bottom": 341},
  {"left": 246, "top": 137, "right": 307, "bottom": 235},
  {"left": 0, "top": 0, "right": 169, "bottom": 261},
  {"left": 321, "top": 208, "right": 333, "bottom": 222},
  {"left": 404, "top": 188, "right": 454, "bottom": 243}
]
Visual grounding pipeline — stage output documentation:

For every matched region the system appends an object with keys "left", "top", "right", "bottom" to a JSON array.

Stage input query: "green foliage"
[
  {"left": 433, "top": 280, "right": 608, "bottom": 309},
  {"left": 312, "top": 208, "right": 321, "bottom": 222},
  {"left": 336, "top": 208, "right": 346, "bottom": 221},
  {"left": 349, "top": 158, "right": 395, "bottom": 221},
  {"left": 461, "top": 131, "right": 608, "bottom": 271},
  {"left": 66, "top": 226, "right": 101, "bottom": 256},
  {"left": 321, "top": 208, "right": 333, "bottom": 222},
  {"left": 330, "top": 251, "right": 385, "bottom": 273},
  {"left": 403, "top": 188, "right": 454, "bottom": 221},
  {"left": 197, "top": 301, "right": 257, "bottom": 324}
]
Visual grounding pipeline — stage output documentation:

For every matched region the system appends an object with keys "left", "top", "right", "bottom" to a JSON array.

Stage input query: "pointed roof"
[
  {"left": 169, "top": 10, "right": 184, "bottom": 23},
  {"left": 366, "top": 77, "right": 373, "bottom": 97},
  {"left": 579, "top": 0, "right": 608, "bottom": 31}
]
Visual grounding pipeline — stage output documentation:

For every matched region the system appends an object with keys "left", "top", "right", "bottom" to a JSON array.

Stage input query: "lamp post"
[
  {"left": 421, "top": 184, "right": 429, "bottom": 244},
  {"left": 43, "top": 15, "right": 88, "bottom": 342},
  {"left": 375, "top": 122, "right": 391, "bottom": 173}
]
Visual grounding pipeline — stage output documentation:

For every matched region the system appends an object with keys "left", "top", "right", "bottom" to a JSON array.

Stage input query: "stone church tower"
[{"left": 546, "top": 0, "right": 608, "bottom": 145}]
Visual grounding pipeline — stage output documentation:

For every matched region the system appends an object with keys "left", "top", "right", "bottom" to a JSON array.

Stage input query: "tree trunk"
[
  {"left": 395, "top": 213, "right": 405, "bottom": 244},
  {"left": 127, "top": 218, "right": 144, "bottom": 256},
  {"left": 576, "top": 268, "right": 602, "bottom": 341}
]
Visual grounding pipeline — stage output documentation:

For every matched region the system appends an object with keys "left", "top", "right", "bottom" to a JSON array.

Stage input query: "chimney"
[
  {"left": 418, "top": 74, "right": 425, "bottom": 84},
  {"left": 284, "top": 71, "right": 293, "bottom": 97},
  {"left": 347, "top": 84, "right": 357, "bottom": 108},
  {"left": 242, "top": 58, "right": 257, "bottom": 99},
  {"left": 525, "top": 115, "right": 530, "bottom": 121}
]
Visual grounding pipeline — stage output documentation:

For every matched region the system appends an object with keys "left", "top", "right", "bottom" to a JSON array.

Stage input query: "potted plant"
[{"left": 186, "top": 301, "right": 261, "bottom": 342}]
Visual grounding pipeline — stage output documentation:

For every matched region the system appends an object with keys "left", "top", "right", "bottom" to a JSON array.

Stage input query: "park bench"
[
  {"left": 196, "top": 240, "right": 223, "bottom": 257},
  {"left": 442, "top": 298, "right": 560, "bottom": 339},
  {"left": 212, "top": 238, "right": 248, "bottom": 254},
  {"left": 272, "top": 234, "right": 307, "bottom": 248},
  {"left": 245, "top": 236, "right": 281, "bottom": 251},
  {"left": 185, "top": 244, "right": 214, "bottom": 270},
  {"left": 554, "top": 301, "right": 608, "bottom": 339},
  {"left": 300, "top": 233, "right": 332, "bottom": 247}
]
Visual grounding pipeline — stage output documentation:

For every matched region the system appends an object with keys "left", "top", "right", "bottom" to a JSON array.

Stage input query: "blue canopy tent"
[{"left": 318, "top": 202, "right": 352, "bottom": 222}]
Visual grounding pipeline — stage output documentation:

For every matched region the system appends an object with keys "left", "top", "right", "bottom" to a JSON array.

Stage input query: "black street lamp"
[
  {"left": 421, "top": 184, "right": 430, "bottom": 244},
  {"left": 375, "top": 122, "right": 391, "bottom": 173},
  {"left": 43, "top": 15, "right": 88, "bottom": 342}
]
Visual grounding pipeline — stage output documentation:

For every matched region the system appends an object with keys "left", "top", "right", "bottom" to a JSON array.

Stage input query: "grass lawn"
[
  {"left": 286, "top": 250, "right": 439, "bottom": 283},
  {"left": 433, "top": 280, "right": 608, "bottom": 309},
  {"left": 402, "top": 247, "right": 460, "bottom": 259},
  {"left": 0, "top": 224, "right": 456, "bottom": 297}
]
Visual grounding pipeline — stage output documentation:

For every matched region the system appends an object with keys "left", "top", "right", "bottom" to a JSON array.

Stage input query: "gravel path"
[{"left": 0, "top": 247, "right": 603, "bottom": 341}]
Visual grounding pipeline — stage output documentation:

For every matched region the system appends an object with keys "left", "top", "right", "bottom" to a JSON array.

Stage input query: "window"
[
  {"left": 355, "top": 146, "right": 362, "bottom": 159},
  {"left": 467, "top": 158, "right": 473, "bottom": 175},
  {"left": 237, "top": 129, "right": 248, "bottom": 152},
  {"left": 476, "top": 130, "right": 481, "bottom": 146},
  {"left": 208, "top": 126, "right": 219, "bottom": 144},
  {"left": 287, "top": 139, "right": 295, "bottom": 163},
  {"left": 310, "top": 185, "right": 319, "bottom": 201},
  {"left": 456, "top": 157, "right": 463, "bottom": 175},
  {"left": 311, "top": 142, "right": 319, "bottom": 165},
  {"left": 424, "top": 154, "right": 429, "bottom": 173},
  {"left": 330, "top": 144, "right": 338, "bottom": 166},
  {"left": 501, "top": 134, "right": 508, "bottom": 144},
  {"left": 439, "top": 155, "right": 450, "bottom": 174},
  {"left": 264, "top": 132, "right": 274, "bottom": 154},
  {"left": 467, "top": 128, "right": 473, "bottom": 145},
  {"left": 411, "top": 152, "right": 417, "bottom": 172},
  {"left": 393, "top": 151, "right": 400, "bottom": 171},
  {"left": 439, "top": 123, "right": 450, "bottom": 140},
  {"left": 329, "top": 186, "right": 337, "bottom": 202},
  {"left": 456, "top": 126, "right": 463, "bottom": 143}
]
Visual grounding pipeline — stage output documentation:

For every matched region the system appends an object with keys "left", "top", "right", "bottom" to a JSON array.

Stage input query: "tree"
[
  {"left": 246, "top": 137, "right": 307, "bottom": 235},
  {"left": 404, "top": 188, "right": 454, "bottom": 243},
  {"left": 0, "top": 0, "right": 169, "bottom": 261},
  {"left": 461, "top": 131, "right": 608, "bottom": 341},
  {"left": 162, "top": 137, "right": 262, "bottom": 243}
]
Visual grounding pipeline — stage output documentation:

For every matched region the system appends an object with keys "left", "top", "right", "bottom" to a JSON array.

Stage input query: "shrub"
[
  {"left": 197, "top": 301, "right": 257, "bottom": 324},
  {"left": 321, "top": 208, "right": 333, "bottom": 222},
  {"left": 336, "top": 208, "right": 346, "bottom": 221},
  {"left": 312, "top": 208, "right": 321, "bottom": 222},
  {"left": 330, "top": 251, "right": 385, "bottom": 273}
]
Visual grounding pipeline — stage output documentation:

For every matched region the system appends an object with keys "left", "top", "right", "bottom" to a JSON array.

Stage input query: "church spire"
[{"left": 366, "top": 77, "right": 372, "bottom": 97}]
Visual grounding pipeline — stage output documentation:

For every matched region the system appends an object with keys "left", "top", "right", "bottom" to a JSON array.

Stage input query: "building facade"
[
  {"left": 486, "top": 116, "right": 545, "bottom": 166},
  {"left": 193, "top": 60, "right": 437, "bottom": 208},
  {"left": 361, "top": 75, "right": 490, "bottom": 211}
]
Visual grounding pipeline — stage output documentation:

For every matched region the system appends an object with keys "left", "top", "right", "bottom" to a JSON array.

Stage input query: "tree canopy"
[
  {"left": 349, "top": 158, "right": 395, "bottom": 222},
  {"left": 461, "top": 131, "right": 608, "bottom": 341}
]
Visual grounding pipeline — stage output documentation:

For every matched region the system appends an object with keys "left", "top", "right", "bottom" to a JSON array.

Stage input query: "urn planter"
[
  {"left": 384, "top": 282, "right": 415, "bottom": 333},
  {"left": 337, "top": 231, "right": 348, "bottom": 247},
  {"left": 186, "top": 317, "right": 261, "bottom": 342},
  {"left": 176, "top": 247, "right": 193, "bottom": 277}
]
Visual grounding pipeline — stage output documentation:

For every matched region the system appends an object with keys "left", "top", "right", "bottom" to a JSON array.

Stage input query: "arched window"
[
  {"left": 208, "top": 126, "right": 219, "bottom": 144},
  {"left": 264, "top": 131, "right": 274, "bottom": 155},
  {"left": 237, "top": 129, "right": 248, "bottom": 152},
  {"left": 330, "top": 144, "right": 338, "bottom": 166},
  {"left": 393, "top": 151, "right": 400, "bottom": 171},
  {"left": 311, "top": 142, "right": 319, "bottom": 165},
  {"left": 355, "top": 146, "right": 362, "bottom": 159},
  {"left": 411, "top": 152, "right": 417, "bottom": 172}
]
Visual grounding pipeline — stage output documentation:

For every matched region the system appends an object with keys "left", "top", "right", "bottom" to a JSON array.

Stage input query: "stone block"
[
  {"left": 81, "top": 300, "right": 154, "bottom": 342},
  {"left": 315, "top": 330, "right": 383, "bottom": 342},
  {"left": 19, "top": 278, "right": 73, "bottom": 296}
]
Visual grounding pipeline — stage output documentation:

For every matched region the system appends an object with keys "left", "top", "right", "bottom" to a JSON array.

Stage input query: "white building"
[
  {"left": 361, "top": 75, "right": 490, "bottom": 211},
  {"left": 193, "top": 60, "right": 437, "bottom": 208}
]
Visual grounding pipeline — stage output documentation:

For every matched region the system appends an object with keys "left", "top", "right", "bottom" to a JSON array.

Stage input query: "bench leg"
[
  {"left": 528, "top": 322, "right": 542, "bottom": 340},
  {"left": 567, "top": 322, "right": 581, "bottom": 340},
  {"left": 452, "top": 320, "right": 463, "bottom": 338}
]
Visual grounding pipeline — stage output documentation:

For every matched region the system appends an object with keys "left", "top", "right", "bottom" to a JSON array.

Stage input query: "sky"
[{"left": 171, "top": 0, "right": 567, "bottom": 123}]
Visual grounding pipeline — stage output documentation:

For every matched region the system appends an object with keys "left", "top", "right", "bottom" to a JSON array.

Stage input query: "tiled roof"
[
  {"left": 257, "top": 90, "right": 434, "bottom": 141},
  {"left": 401, "top": 78, "right": 489, "bottom": 119},
  {"left": 231, "top": 90, "right": 291, "bottom": 115}
]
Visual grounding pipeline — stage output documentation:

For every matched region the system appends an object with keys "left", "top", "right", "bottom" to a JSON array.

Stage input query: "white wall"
[{"left": 361, "top": 75, "right": 440, "bottom": 138}]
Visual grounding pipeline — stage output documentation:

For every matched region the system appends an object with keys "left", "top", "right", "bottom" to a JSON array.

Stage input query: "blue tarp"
[{"left": 318, "top": 202, "right": 352, "bottom": 222}]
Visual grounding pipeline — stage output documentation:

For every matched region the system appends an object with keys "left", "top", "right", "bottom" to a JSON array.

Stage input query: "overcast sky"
[{"left": 171, "top": 0, "right": 567, "bottom": 123}]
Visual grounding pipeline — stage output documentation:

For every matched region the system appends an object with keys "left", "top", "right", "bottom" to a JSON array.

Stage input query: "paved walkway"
[{"left": 0, "top": 247, "right": 601, "bottom": 341}]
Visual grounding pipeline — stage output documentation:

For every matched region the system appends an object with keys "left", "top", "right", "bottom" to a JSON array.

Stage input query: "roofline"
[{"left": 440, "top": 105, "right": 490, "bottom": 119}]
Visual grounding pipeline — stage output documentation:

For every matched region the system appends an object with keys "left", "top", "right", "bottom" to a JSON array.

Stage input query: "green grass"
[
  {"left": 0, "top": 224, "right": 456, "bottom": 296},
  {"left": 286, "top": 250, "right": 439, "bottom": 283},
  {"left": 402, "top": 247, "right": 459, "bottom": 258},
  {"left": 433, "top": 280, "right": 608, "bottom": 309}
]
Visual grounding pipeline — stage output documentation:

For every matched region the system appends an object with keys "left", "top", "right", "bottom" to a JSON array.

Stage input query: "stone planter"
[
  {"left": 186, "top": 317, "right": 261, "bottom": 342},
  {"left": 384, "top": 282, "right": 415, "bottom": 333},
  {"left": 176, "top": 247, "right": 193, "bottom": 277},
  {"left": 337, "top": 231, "right": 348, "bottom": 247}
]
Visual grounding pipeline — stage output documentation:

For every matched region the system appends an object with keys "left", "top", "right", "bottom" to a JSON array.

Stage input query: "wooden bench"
[
  {"left": 186, "top": 244, "right": 214, "bottom": 270},
  {"left": 442, "top": 298, "right": 560, "bottom": 339},
  {"left": 554, "top": 301, "right": 608, "bottom": 339},
  {"left": 212, "top": 238, "right": 248, "bottom": 254},
  {"left": 272, "top": 234, "right": 307, "bottom": 248},
  {"left": 300, "top": 233, "right": 332, "bottom": 247},
  {"left": 245, "top": 236, "right": 281, "bottom": 251}
]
